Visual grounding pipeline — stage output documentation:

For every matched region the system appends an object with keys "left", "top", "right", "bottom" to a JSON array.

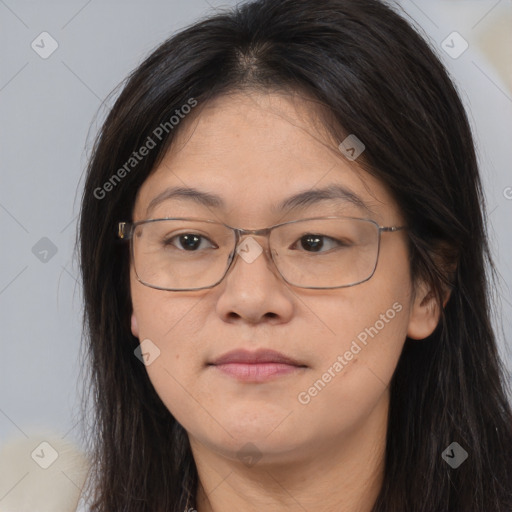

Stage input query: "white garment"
[{"left": 0, "top": 432, "right": 90, "bottom": 512}]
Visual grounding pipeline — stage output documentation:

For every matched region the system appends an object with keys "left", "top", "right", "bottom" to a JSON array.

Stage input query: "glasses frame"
[{"left": 118, "top": 216, "right": 406, "bottom": 291}]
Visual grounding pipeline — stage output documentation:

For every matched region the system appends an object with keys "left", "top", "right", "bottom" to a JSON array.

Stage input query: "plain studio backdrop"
[{"left": 0, "top": 0, "right": 511, "bottom": 499}]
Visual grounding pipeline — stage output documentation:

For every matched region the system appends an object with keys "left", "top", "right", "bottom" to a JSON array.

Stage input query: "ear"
[
  {"left": 407, "top": 280, "right": 447, "bottom": 340},
  {"left": 131, "top": 312, "right": 139, "bottom": 338}
]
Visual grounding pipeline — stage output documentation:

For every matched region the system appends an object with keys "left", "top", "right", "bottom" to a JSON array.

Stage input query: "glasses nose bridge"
[
  {"left": 234, "top": 226, "right": 272, "bottom": 236},
  {"left": 225, "top": 225, "right": 283, "bottom": 287},
  {"left": 230, "top": 226, "right": 278, "bottom": 270},
  {"left": 233, "top": 226, "right": 274, "bottom": 246}
]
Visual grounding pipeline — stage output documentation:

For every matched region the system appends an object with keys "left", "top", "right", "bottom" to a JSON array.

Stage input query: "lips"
[
  {"left": 208, "top": 349, "right": 307, "bottom": 382},
  {"left": 209, "top": 348, "right": 306, "bottom": 367}
]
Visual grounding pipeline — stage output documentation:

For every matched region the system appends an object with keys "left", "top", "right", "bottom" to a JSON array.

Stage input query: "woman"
[{"left": 78, "top": 0, "right": 512, "bottom": 510}]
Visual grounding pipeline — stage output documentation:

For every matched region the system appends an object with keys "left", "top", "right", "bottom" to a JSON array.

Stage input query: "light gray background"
[{"left": 1, "top": 0, "right": 511, "bottom": 452}]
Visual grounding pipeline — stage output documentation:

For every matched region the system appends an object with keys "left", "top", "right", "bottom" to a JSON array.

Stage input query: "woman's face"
[{"left": 130, "top": 92, "right": 437, "bottom": 465}]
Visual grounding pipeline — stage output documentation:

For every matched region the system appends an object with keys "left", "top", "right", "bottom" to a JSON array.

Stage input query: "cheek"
[
  {"left": 131, "top": 290, "right": 208, "bottom": 364},
  {"left": 130, "top": 267, "right": 206, "bottom": 341},
  {"left": 303, "top": 246, "right": 412, "bottom": 368},
  {"left": 295, "top": 245, "right": 412, "bottom": 429},
  {"left": 298, "top": 287, "right": 409, "bottom": 404},
  {"left": 130, "top": 274, "right": 210, "bottom": 416},
  {"left": 337, "top": 243, "right": 412, "bottom": 378}
]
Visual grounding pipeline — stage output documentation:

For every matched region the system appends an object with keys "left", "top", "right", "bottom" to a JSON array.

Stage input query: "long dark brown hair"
[{"left": 78, "top": 0, "right": 512, "bottom": 510}]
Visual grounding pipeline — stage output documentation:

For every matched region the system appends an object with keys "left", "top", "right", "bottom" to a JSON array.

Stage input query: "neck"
[{"left": 191, "top": 392, "right": 388, "bottom": 512}]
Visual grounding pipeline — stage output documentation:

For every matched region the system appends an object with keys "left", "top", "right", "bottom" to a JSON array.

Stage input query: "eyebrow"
[
  {"left": 145, "top": 184, "right": 372, "bottom": 217},
  {"left": 146, "top": 186, "right": 223, "bottom": 216},
  {"left": 276, "top": 184, "right": 372, "bottom": 214}
]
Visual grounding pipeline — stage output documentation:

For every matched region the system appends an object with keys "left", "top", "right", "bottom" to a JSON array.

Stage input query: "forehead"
[{"left": 133, "top": 92, "right": 398, "bottom": 225}]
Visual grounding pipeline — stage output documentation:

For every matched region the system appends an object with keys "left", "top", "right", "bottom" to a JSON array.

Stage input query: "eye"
[
  {"left": 164, "top": 233, "right": 216, "bottom": 251},
  {"left": 293, "top": 234, "right": 345, "bottom": 252}
]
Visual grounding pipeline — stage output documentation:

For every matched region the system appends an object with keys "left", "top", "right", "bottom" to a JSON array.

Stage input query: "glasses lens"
[
  {"left": 131, "top": 217, "right": 380, "bottom": 290},
  {"left": 270, "top": 218, "right": 379, "bottom": 288},
  {"left": 132, "top": 219, "right": 235, "bottom": 290}
]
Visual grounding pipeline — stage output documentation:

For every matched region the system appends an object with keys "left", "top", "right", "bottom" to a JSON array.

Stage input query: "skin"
[{"left": 130, "top": 91, "right": 441, "bottom": 512}]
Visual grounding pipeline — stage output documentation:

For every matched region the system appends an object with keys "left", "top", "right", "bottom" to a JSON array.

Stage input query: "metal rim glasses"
[{"left": 118, "top": 216, "right": 406, "bottom": 291}]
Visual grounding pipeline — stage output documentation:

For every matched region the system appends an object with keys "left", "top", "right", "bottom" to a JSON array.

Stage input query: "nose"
[{"left": 215, "top": 236, "right": 295, "bottom": 324}]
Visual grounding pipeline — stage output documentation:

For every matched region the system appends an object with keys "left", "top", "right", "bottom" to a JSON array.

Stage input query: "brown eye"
[
  {"left": 178, "top": 234, "right": 201, "bottom": 250},
  {"left": 293, "top": 234, "right": 344, "bottom": 252},
  {"left": 163, "top": 233, "right": 215, "bottom": 251},
  {"left": 300, "top": 234, "right": 324, "bottom": 252}
]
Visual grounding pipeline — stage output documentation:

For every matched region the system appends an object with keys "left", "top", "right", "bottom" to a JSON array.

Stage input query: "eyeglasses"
[{"left": 118, "top": 216, "right": 405, "bottom": 291}]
